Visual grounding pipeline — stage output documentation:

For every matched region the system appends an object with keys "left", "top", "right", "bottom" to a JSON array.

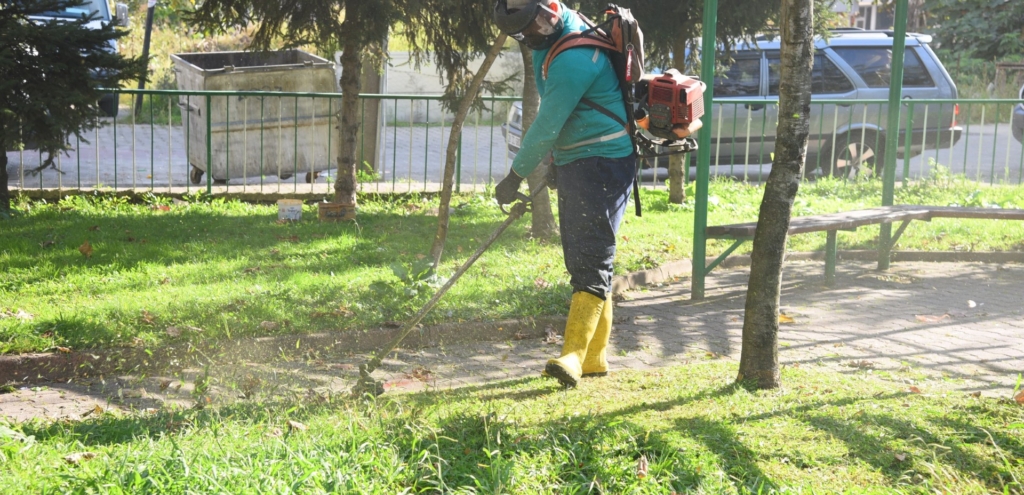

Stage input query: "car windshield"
[{"left": 39, "top": 0, "right": 110, "bottom": 20}]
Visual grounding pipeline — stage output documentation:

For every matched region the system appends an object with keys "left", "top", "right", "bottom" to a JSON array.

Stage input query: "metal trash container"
[{"left": 171, "top": 50, "right": 339, "bottom": 184}]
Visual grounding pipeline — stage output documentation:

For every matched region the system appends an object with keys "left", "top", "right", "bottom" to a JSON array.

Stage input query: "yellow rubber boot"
[
  {"left": 545, "top": 292, "right": 605, "bottom": 387},
  {"left": 582, "top": 295, "right": 613, "bottom": 377}
]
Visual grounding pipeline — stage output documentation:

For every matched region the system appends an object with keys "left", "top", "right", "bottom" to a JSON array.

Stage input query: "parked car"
[
  {"left": 503, "top": 29, "right": 963, "bottom": 178},
  {"left": 1013, "top": 83, "right": 1024, "bottom": 145},
  {"left": 28, "top": 0, "right": 129, "bottom": 117}
]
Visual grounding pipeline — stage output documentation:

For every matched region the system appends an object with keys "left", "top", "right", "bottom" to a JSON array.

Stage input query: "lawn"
[
  {"left": 1, "top": 361, "right": 1022, "bottom": 493},
  {"left": 2, "top": 171, "right": 1024, "bottom": 354}
]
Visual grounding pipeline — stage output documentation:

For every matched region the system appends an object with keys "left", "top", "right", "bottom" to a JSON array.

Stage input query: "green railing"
[{"left": 6, "top": 90, "right": 1022, "bottom": 196}]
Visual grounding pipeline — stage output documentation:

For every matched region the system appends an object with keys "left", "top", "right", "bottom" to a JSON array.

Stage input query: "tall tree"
[
  {"left": 736, "top": 0, "right": 815, "bottom": 389},
  {"left": 1, "top": 0, "right": 145, "bottom": 217},
  {"left": 518, "top": 45, "right": 558, "bottom": 239}
]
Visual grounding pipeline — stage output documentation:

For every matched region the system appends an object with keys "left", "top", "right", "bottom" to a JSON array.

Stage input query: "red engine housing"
[{"left": 646, "top": 69, "right": 705, "bottom": 133}]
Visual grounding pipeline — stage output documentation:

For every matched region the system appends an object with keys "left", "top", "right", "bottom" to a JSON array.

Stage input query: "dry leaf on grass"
[
  {"left": 78, "top": 240, "right": 93, "bottom": 258},
  {"left": 970, "top": 391, "right": 982, "bottom": 398},
  {"left": 140, "top": 310, "right": 156, "bottom": 325},
  {"left": 56, "top": 346, "right": 71, "bottom": 354},
  {"left": 267, "top": 428, "right": 283, "bottom": 438},
  {"left": 778, "top": 314, "right": 796, "bottom": 324},
  {"left": 165, "top": 326, "right": 182, "bottom": 337},
  {"left": 259, "top": 321, "right": 279, "bottom": 331},
  {"left": 534, "top": 277, "right": 551, "bottom": 289},
  {"left": 636, "top": 454, "right": 649, "bottom": 479},
  {"left": 915, "top": 314, "right": 950, "bottom": 323},
  {"left": 1014, "top": 390, "right": 1024, "bottom": 406},
  {"left": 159, "top": 379, "right": 173, "bottom": 391},
  {"left": 286, "top": 420, "right": 307, "bottom": 432},
  {"left": 64, "top": 452, "right": 98, "bottom": 465},
  {"left": 894, "top": 453, "right": 907, "bottom": 462},
  {"left": 908, "top": 386, "right": 922, "bottom": 394},
  {"left": 845, "top": 360, "right": 875, "bottom": 369}
]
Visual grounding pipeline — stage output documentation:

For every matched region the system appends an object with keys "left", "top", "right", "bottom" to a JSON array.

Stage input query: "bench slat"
[{"left": 706, "top": 205, "right": 1024, "bottom": 238}]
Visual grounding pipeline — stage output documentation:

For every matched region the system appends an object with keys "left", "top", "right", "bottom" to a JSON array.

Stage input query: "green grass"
[
  {"left": 1, "top": 362, "right": 1022, "bottom": 493},
  {"left": 2, "top": 172, "right": 1024, "bottom": 354}
]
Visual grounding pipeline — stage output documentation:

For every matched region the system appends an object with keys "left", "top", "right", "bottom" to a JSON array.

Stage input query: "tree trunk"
[
  {"left": 333, "top": 22, "right": 362, "bottom": 207},
  {"left": 518, "top": 44, "right": 557, "bottom": 239},
  {"left": 0, "top": 141, "right": 9, "bottom": 216},
  {"left": 737, "top": 0, "right": 814, "bottom": 390},
  {"left": 429, "top": 34, "right": 508, "bottom": 267},
  {"left": 668, "top": 36, "right": 690, "bottom": 204}
]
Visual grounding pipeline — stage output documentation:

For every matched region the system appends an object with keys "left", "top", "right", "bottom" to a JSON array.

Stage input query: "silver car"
[
  {"left": 503, "top": 29, "right": 963, "bottom": 178},
  {"left": 1013, "top": 83, "right": 1024, "bottom": 145}
]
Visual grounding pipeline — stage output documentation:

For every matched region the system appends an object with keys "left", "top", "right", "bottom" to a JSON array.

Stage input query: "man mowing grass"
[{"left": 493, "top": 0, "right": 636, "bottom": 388}]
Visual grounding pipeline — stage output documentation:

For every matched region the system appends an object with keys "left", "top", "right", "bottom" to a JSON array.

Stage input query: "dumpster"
[{"left": 171, "top": 50, "right": 339, "bottom": 184}]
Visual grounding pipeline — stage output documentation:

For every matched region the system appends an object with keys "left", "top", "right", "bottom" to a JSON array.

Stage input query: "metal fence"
[{"left": 6, "top": 89, "right": 1023, "bottom": 197}]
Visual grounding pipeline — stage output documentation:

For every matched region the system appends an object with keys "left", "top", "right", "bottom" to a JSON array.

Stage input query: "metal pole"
[
  {"left": 878, "top": 0, "right": 908, "bottom": 271},
  {"left": 691, "top": 0, "right": 718, "bottom": 300},
  {"left": 134, "top": 0, "right": 156, "bottom": 116}
]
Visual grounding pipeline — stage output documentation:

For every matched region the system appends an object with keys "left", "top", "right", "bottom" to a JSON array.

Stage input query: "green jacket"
[{"left": 510, "top": 5, "right": 635, "bottom": 178}]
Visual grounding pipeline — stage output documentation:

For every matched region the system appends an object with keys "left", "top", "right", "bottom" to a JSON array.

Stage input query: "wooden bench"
[{"left": 705, "top": 205, "right": 1024, "bottom": 286}]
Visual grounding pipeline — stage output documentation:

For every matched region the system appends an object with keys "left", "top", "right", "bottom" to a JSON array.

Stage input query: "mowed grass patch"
[
  {"left": 2, "top": 172, "right": 1024, "bottom": 354},
  {"left": 1, "top": 362, "right": 1022, "bottom": 493}
]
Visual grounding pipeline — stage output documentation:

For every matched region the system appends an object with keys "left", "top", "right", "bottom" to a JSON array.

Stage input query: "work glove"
[{"left": 495, "top": 170, "right": 524, "bottom": 206}]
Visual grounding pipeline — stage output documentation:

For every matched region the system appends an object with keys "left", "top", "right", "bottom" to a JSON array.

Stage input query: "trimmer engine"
[{"left": 635, "top": 69, "right": 706, "bottom": 144}]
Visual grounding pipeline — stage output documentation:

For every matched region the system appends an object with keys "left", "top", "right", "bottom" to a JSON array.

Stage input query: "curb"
[{"left": 0, "top": 317, "right": 566, "bottom": 384}]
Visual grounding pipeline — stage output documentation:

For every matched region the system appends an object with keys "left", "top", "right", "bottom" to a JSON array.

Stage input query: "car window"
[
  {"left": 714, "top": 56, "right": 761, "bottom": 97},
  {"left": 767, "top": 51, "right": 855, "bottom": 95},
  {"left": 831, "top": 47, "right": 935, "bottom": 88}
]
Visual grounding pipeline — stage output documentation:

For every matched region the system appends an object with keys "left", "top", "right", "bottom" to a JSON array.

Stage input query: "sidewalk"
[{"left": 2, "top": 260, "right": 1022, "bottom": 422}]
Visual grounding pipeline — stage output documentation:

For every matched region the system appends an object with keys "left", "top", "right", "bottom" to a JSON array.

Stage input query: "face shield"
[{"left": 494, "top": 0, "right": 564, "bottom": 51}]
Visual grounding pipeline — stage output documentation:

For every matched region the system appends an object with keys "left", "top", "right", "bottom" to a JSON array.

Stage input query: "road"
[{"left": 7, "top": 122, "right": 1023, "bottom": 191}]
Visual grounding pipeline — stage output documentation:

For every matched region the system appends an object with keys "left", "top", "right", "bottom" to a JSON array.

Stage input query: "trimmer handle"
[{"left": 500, "top": 192, "right": 533, "bottom": 216}]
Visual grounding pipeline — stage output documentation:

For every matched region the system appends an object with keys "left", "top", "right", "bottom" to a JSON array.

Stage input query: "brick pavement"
[{"left": 2, "top": 260, "right": 1022, "bottom": 422}]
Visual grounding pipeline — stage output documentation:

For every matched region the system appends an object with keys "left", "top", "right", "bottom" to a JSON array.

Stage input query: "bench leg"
[{"left": 825, "top": 230, "right": 837, "bottom": 287}]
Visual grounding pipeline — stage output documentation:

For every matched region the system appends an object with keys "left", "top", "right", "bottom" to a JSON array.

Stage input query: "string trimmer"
[{"left": 352, "top": 192, "right": 533, "bottom": 396}]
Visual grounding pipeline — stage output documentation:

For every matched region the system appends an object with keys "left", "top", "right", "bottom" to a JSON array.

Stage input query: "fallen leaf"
[
  {"left": 159, "top": 379, "right": 173, "bottom": 391},
  {"left": 845, "top": 360, "right": 875, "bottom": 369},
  {"left": 88, "top": 225, "right": 100, "bottom": 231},
  {"left": 415, "top": 253, "right": 426, "bottom": 260},
  {"left": 287, "top": 420, "right": 308, "bottom": 432},
  {"left": 140, "top": 310, "right": 156, "bottom": 325},
  {"left": 970, "top": 391, "right": 982, "bottom": 398},
  {"left": 267, "top": 428, "right": 283, "bottom": 438},
  {"left": 149, "top": 205, "right": 171, "bottom": 212},
  {"left": 1015, "top": 390, "right": 1024, "bottom": 406},
  {"left": 64, "top": 452, "right": 98, "bottom": 465},
  {"left": 39, "top": 240, "right": 56, "bottom": 248},
  {"left": 457, "top": 245, "right": 463, "bottom": 253},
  {"left": 778, "top": 314, "right": 795, "bottom": 324},
  {"left": 908, "top": 386, "right": 922, "bottom": 394},
  {"left": 56, "top": 346, "right": 71, "bottom": 354},
  {"left": 259, "top": 321, "right": 279, "bottom": 331},
  {"left": 512, "top": 331, "right": 529, "bottom": 340},
  {"left": 78, "top": 240, "right": 93, "bottom": 258},
  {"left": 80, "top": 404, "right": 104, "bottom": 418},
  {"left": 915, "top": 314, "right": 950, "bottom": 323},
  {"left": 407, "top": 367, "right": 433, "bottom": 382},
  {"left": 165, "top": 326, "right": 181, "bottom": 337},
  {"left": 14, "top": 309, "right": 34, "bottom": 321},
  {"left": 636, "top": 454, "right": 649, "bottom": 479},
  {"left": 729, "top": 316, "right": 741, "bottom": 322},
  {"left": 894, "top": 453, "right": 907, "bottom": 462},
  {"left": 543, "top": 326, "right": 560, "bottom": 345},
  {"left": 533, "top": 277, "right": 551, "bottom": 289}
]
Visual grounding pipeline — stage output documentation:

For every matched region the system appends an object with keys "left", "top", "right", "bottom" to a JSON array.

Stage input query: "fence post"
[
  {"left": 691, "top": 0, "right": 718, "bottom": 300},
  {"left": 206, "top": 93, "right": 213, "bottom": 195},
  {"left": 878, "top": 0, "right": 908, "bottom": 271}
]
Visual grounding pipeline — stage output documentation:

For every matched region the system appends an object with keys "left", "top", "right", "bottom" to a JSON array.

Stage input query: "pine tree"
[{"left": 0, "top": 0, "right": 145, "bottom": 216}]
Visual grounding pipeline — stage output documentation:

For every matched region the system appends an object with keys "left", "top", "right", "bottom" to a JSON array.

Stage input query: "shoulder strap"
[
  {"left": 542, "top": 33, "right": 617, "bottom": 80},
  {"left": 579, "top": 97, "right": 626, "bottom": 129}
]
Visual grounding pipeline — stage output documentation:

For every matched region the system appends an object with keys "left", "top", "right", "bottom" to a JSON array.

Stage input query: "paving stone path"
[{"left": 3, "top": 260, "right": 1022, "bottom": 422}]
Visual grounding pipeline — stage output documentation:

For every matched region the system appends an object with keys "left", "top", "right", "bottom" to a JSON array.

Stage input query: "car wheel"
[
  {"left": 822, "top": 131, "right": 883, "bottom": 179},
  {"left": 99, "top": 94, "right": 119, "bottom": 118},
  {"left": 189, "top": 166, "right": 204, "bottom": 185}
]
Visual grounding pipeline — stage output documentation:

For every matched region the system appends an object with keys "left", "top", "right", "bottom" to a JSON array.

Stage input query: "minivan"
[{"left": 503, "top": 29, "right": 963, "bottom": 178}]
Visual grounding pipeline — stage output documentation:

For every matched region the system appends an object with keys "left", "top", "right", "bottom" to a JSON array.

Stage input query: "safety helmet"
[
  {"left": 493, "top": 0, "right": 563, "bottom": 50},
  {"left": 493, "top": 0, "right": 548, "bottom": 36}
]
